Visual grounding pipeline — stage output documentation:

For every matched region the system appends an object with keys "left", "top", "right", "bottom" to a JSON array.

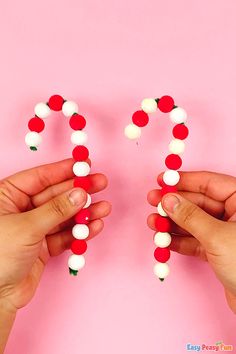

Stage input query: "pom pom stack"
[
  {"left": 25, "top": 95, "right": 92, "bottom": 276},
  {"left": 124, "top": 95, "right": 189, "bottom": 281}
]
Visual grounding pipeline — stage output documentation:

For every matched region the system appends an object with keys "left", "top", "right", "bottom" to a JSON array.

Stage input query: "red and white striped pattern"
[
  {"left": 125, "top": 95, "right": 189, "bottom": 281},
  {"left": 25, "top": 94, "right": 91, "bottom": 276}
]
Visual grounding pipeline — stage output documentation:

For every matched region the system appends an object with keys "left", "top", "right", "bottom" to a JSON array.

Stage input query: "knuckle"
[
  {"left": 195, "top": 243, "right": 207, "bottom": 261},
  {"left": 50, "top": 198, "right": 67, "bottom": 218},
  {"left": 181, "top": 203, "right": 199, "bottom": 226}
]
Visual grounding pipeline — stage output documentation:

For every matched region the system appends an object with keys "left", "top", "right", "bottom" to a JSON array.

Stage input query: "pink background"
[{"left": 1, "top": 0, "right": 236, "bottom": 353}]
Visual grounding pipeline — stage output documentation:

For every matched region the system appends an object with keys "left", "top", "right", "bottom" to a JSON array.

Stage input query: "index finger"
[
  {"left": 5, "top": 159, "right": 75, "bottom": 196},
  {"left": 158, "top": 170, "right": 236, "bottom": 202}
]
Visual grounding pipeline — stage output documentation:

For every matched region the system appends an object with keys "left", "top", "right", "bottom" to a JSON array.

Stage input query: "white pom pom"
[
  {"left": 169, "top": 107, "right": 187, "bottom": 124},
  {"left": 68, "top": 254, "right": 85, "bottom": 270},
  {"left": 83, "top": 194, "right": 91, "bottom": 209},
  {"left": 71, "top": 131, "right": 88, "bottom": 145},
  {"left": 62, "top": 101, "right": 79, "bottom": 117},
  {"left": 72, "top": 224, "right": 89, "bottom": 239},
  {"left": 25, "top": 132, "right": 42, "bottom": 147},
  {"left": 154, "top": 262, "right": 170, "bottom": 279},
  {"left": 124, "top": 123, "right": 141, "bottom": 140},
  {"left": 73, "top": 162, "right": 90, "bottom": 177},
  {"left": 169, "top": 139, "right": 185, "bottom": 155},
  {"left": 157, "top": 202, "right": 168, "bottom": 217},
  {"left": 154, "top": 232, "right": 172, "bottom": 248},
  {"left": 141, "top": 98, "right": 157, "bottom": 113},
  {"left": 163, "top": 170, "right": 180, "bottom": 186},
  {"left": 34, "top": 102, "right": 51, "bottom": 119}
]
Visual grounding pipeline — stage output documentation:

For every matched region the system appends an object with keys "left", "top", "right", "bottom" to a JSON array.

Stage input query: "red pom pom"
[
  {"left": 69, "top": 114, "right": 86, "bottom": 130},
  {"left": 28, "top": 117, "right": 45, "bottom": 132},
  {"left": 75, "top": 209, "right": 90, "bottom": 224},
  {"left": 157, "top": 95, "right": 174, "bottom": 113},
  {"left": 155, "top": 215, "right": 171, "bottom": 232},
  {"left": 154, "top": 247, "right": 170, "bottom": 263},
  {"left": 160, "top": 185, "right": 177, "bottom": 197},
  {"left": 71, "top": 240, "right": 87, "bottom": 255},
  {"left": 132, "top": 110, "right": 149, "bottom": 127},
  {"left": 173, "top": 124, "right": 189, "bottom": 140},
  {"left": 73, "top": 176, "right": 91, "bottom": 191},
  {"left": 72, "top": 146, "right": 89, "bottom": 161},
  {"left": 165, "top": 154, "right": 182, "bottom": 170},
  {"left": 48, "top": 95, "right": 64, "bottom": 111}
]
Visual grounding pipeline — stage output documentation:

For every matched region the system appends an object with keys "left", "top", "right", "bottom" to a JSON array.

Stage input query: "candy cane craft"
[
  {"left": 25, "top": 94, "right": 93, "bottom": 276},
  {"left": 124, "top": 95, "right": 189, "bottom": 281}
]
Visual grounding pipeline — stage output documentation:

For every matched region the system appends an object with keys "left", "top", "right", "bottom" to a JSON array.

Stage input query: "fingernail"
[
  {"left": 162, "top": 194, "right": 180, "bottom": 213},
  {"left": 69, "top": 189, "right": 85, "bottom": 206}
]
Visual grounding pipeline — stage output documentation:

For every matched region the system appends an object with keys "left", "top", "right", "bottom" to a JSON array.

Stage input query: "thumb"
[
  {"left": 26, "top": 188, "right": 87, "bottom": 237},
  {"left": 161, "top": 193, "right": 223, "bottom": 248}
]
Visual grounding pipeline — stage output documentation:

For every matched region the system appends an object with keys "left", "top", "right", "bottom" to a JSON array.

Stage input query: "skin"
[
  {"left": 147, "top": 171, "right": 236, "bottom": 314},
  {"left": 1, "top": 166, "right": 236, "bottom": 351},
  {"left": 0, "top": 159, "right": 111, "bottom": 353}
]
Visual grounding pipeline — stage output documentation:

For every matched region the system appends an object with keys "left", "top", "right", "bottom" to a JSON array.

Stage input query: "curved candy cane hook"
[
  {"left": 25, "top": 95, "right": 92, "bottom": 276},
  {"left": 124, "top": 95, "right": 189, "bottom": 281}
]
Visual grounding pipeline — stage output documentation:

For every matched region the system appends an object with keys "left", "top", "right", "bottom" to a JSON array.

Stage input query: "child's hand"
[
  {"left": 148, "top": 171, "right": 236, "bottom": 314},
  {"left": 0, "top": 159, "right": 111, "bottom": 312}
]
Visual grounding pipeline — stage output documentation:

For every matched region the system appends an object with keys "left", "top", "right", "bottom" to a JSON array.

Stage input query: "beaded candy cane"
[
  {"left": 25, "top": 95, "right": 92, "bottom": 276},
  {"left": 124, "top": 95, "right": 189, "bottom": 281}
]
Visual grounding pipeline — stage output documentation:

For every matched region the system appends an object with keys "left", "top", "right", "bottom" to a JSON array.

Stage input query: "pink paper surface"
[{"left": 1, "top": 1, "right": 236, "bottom": 353}]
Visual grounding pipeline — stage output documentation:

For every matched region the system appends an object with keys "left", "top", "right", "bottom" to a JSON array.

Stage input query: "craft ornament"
[
  {"left": 25, "top": 95, "right": 92, "bottom": 276},
  {"left": 125, "top": 95, "right": 189, "bottom": 281}
]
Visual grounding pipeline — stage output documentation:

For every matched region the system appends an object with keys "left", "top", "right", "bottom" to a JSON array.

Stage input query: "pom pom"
[
  {"left": 73, "top": 161, "right": 90, "bottom": 177},
  {"left": 71, "top": 240, "right": 87, "bottom": 255},
  {"left": 157, "top": 202, "right": 168, "bottom": 217},
  {"left": 154, "top": 247, "right": 170, "bottom": 263},
  {"left": 71, "top": 130, "right": 88, "bottom": 145},
  {"left": 157, "top": 95, "right": 174, "bottom": 113},
  {"left": 25, "top": 132, "right": 42, "bottom": 148},
  {"left": 73, "top": 176, "right": 91, "bottom": 191},
  {"left": 28, "top": 117, "right": 45, "bottom": 133},
  {"left": 68, "top": 254, "right": 85, "bottom": 270},
  {"left": 141, "top": 98, "right": 157, "bottom": 113},
  {"left": 173, "top": 124, "right": 189, "bottom": 140},
  {"left": 169, "top": 107, "right": 187, "bottom": 124},
  {"left": 153, "top": 262, "right": 170, "bottom": 279},
  {"left": 72, "top": 146, "right": 89, "bottom": 161},
  {"left": 48, "top": 95, "right": 64, "bottom": 111},
  {"left": 83, "top": 194, "right": 92, "bottom": 209},
  {"left": 169, "top": 139, "right": 185, "bottom": 155},
  {"left": 124, "top": 123, "right": 141, "bottom": 139},
  {"left": 72, "top": 224, "right": 89, "bottom": 239},
  {"left": 69, "top": 114, "right": 86, "bottom": 130},
  {"left": 165, "top": 154, "right": 182, "bottom": 170},
  {"left": 154, "top": 232, "right": 172, "bottom": 248},
  {"left": 163, "top": 170, "right": 180, "bottom": 186},
  {"left": 62, "top": 101, "right": 79, "bottom": 117},
  {"left": 155, "top": 215, "right": 171, "bottom": 232},
  {"left": 132, "top": 110, "right": 149, "bottom": 127},
  {"left": 160, "top": 185, "right": 177, "bottom": 196},
  {"left": 34, "top": 102, "right": 51, "bottom": 119},
  {"left": 75, "top": 209, "right": 90, "bottom": 224}
]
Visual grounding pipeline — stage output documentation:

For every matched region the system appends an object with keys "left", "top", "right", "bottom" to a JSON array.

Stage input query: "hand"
[
  {"left": 0, "top": 158, "right": 111, "bottom": 352},
  {"left": 148, "top": 171, "right": 236, "bottom": 314}
]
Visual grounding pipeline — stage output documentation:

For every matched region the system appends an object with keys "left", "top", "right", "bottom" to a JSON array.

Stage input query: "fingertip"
[
  {"left": 69, "top": 187, "right": 87, "bottom": 207},
  {"left": 102, "top": 174, "right": 109, "bottom": 188},
  {"left": 147, "top": 213, "right": 158, "bottom": 230},
  {"left": 90, "top": 173, "right": 108, "bottom": 192},
  {"left": 147, "top": 189, "right": 161, "bottom": 206},
  {"left": 87, "top": 219, "right": 104, "bottom": 240},
  {"left": 102, "top": 200, "right": 112, "bottom": 217}
]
